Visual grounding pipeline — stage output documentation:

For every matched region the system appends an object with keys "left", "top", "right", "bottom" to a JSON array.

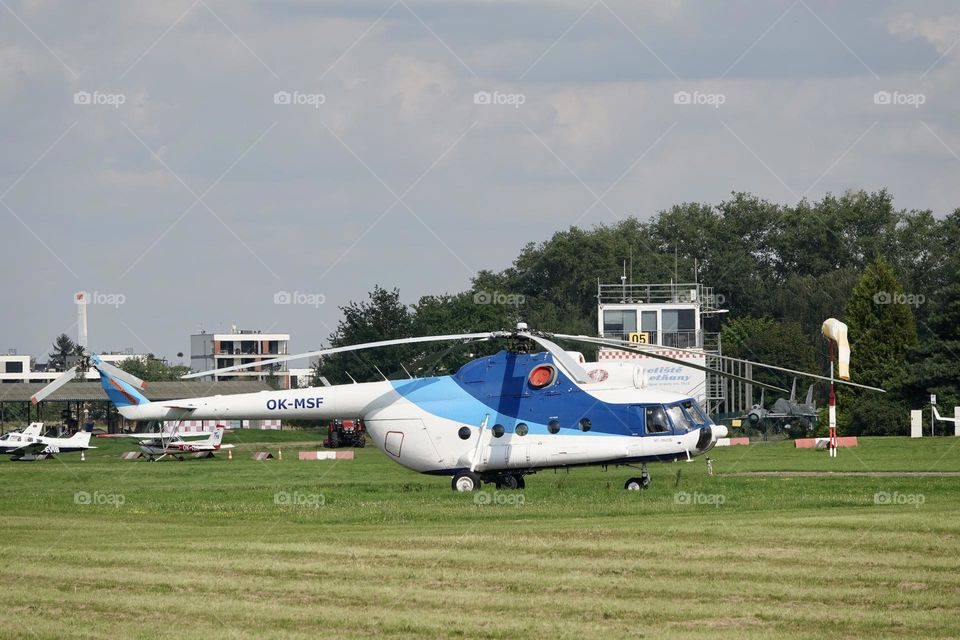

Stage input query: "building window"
[
  {"left": 662, "top": 309, "right": 696, "bottom": 347},
  {"left": 641, "top": 310, "right": 658, "bottom": 345},
  {"left": 602, "top": 309, "right": 637, "bottom": 337}
]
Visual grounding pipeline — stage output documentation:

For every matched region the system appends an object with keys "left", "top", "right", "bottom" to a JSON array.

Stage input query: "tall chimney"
[{"left": 75, "top": 291, "right": 88, "bottom": 350}]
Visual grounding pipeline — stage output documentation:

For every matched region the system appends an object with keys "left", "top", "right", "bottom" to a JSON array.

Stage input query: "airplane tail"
[
  {"left": 92, "top": 355, "right": 150, "bottom": 409},
  {"left": 789, "top": 378, "right": 797, "bottom": 403},
  {"left": 206, "top": 426, "right": 225, "bottom": 447},
  {"left": 66, "top": 431, "right": 92, "bottom": 447},
  {"left": 23, "top": 423, "right": 42, "bottom": 437},
  {"left": 805, "top": 385, "right": 814, "bottom": 406}
]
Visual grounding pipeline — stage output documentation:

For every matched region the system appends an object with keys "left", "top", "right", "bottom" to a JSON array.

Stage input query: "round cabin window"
[
  {"left": 458, "top": 426, "right": 471, "bottom": 440},
  {"left": 547, "top": 419, "right": 561, "bottom": 434},
  {"left": 515, "top": 423, "right": 529, "bottom": 436},
  {"left": 492, "top": 424, "right": 505, "bottom": 438},
  {"left": 579, "top": 418, "right": 592, "bottom": 432}
]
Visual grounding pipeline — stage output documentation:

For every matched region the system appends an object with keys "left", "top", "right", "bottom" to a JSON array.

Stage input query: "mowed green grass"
[{"left": 1, "top": 433, "right": 959, "bottom": 639}]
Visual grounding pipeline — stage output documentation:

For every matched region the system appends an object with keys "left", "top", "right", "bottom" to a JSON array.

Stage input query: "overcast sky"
[{"left": 1, "top": 0, "right": 958, "bottom": 363}]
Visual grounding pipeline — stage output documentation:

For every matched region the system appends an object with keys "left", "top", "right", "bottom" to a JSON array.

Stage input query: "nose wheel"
[
  {"left": 624, "top": 466, "right": 651, "bottom": 491},
  {"left": 452, "top": 470, "right": 481, "bottom": 492}
]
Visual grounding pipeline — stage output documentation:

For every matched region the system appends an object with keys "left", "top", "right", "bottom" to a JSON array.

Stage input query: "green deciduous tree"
[
  {"left": 315, "top": 286, "right": 416, "bottom": 384},
  {"left": 117, "top": 356, "right": 191, "bottom": 381}
]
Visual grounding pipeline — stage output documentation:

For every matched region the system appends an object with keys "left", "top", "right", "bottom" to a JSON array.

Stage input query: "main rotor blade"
[
  {"left": 31, "top": 367, "right": 77, "bottom": 404},
  {"left": 521, "top": 332, "right": 591, "bottom": 384},
  {"left": 550, "top": 334, "right": 789, "bottom": 394},
  {"left": 182, "top": 332, "right": 497, "bottom": 379},
  {"left": 562, "top": 334, "right": 886, "bottom": 394},
  {"left": 91, "top": 355, "right": 148, "bottom": 390}
]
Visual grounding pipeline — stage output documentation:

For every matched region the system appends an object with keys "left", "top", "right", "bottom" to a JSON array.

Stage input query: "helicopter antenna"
[
  {"left": 344, "top": 371, "right": 357, "bottom": 384},
  {"left": 373, "top": 365, "right": 389, "bottom": 381},
  {"left": 399, "top": 363, "right": 415, "bottom": 379}
]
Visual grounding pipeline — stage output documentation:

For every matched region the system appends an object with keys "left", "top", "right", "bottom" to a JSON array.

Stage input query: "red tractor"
[{"left": 324, "top": 419, "right": 366, "bottom": 448}]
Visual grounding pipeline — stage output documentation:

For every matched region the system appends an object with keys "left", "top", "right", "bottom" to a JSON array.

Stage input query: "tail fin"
[
  {"left": 92, "top": 355, "right": 150, "bottom": 408},
  {"left": 23, "top": 423, "right": 42, "bottom": 437},
  {"left": 789, "top": 378, "right": 797, "bottom": 403},
  {"left": 206, "top": 426, "right": 225, "bottom": 446},
  {"left": 805, "top": 385, "right": 814, "bottom": 406},
  {"left": 67, "top": 431, "right": 91, "bottom": 447}
]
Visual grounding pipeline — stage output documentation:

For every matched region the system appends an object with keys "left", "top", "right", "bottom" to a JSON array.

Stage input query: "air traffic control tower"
[{"left": 596, "top": 281, "right": 730, "bottom": 414}]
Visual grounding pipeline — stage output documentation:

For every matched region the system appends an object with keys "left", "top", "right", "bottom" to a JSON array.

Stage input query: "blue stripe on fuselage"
[{"left": 390, "top": 351, "right": 636, "bottom": 437}]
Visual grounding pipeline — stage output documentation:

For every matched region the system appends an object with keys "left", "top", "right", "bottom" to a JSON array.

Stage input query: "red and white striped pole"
[
  {"left": 822, "top": 318, "right": 850, "bottom": 460},
  {"left": 828, "top": 349, "right": 837, "bottom": 458}
]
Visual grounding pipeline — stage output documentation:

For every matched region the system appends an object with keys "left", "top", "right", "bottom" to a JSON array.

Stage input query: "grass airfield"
[{"left": 2, "top": 432, "right": 959, "bottom": 639}]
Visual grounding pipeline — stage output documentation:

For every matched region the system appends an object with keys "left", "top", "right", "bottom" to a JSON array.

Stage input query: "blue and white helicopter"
[{"left": 32, "top": 325, "right": 880, "bottom": 490}]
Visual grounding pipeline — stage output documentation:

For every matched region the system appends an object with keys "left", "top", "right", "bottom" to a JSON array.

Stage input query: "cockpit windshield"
[
  {"left": 665, "top": 404, "right": 694, "bottom": 433},
  {"left": 681, "top": 399, "right": 710, "bottom": 425}
]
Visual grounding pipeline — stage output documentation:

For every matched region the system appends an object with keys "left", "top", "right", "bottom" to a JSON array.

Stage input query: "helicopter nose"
[{"left": 694, "top": 425, "right": 727, "bottom": 454}]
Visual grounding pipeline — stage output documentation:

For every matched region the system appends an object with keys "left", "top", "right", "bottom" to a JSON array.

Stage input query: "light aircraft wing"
[
  {"left": 98, "top": 433, "right": 211, "bottom": 441},
  {"left": 159, "top": 401, "right": 202, "bottom": 410}
]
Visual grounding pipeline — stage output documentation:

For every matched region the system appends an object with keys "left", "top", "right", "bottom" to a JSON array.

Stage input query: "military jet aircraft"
[{"left": 742, "top": 379, "right": 818, "bottom": 435}]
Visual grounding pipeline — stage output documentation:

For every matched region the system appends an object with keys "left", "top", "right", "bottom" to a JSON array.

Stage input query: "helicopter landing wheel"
[
  {"left": 624, "top": 474, "right": 651, "bottom": 491},
  {"left": 452, "top": 471, "right": 481, "bottom": 492},
  {"left": 494, "top": 474, "right": 525, "bottom": 490}
]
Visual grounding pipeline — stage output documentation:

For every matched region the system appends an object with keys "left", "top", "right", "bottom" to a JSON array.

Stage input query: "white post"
[
  {"left": 955, "top": 407, "right": 960, "bottom": 438},
  {"left": 910, "top": 410, "right": 923, "bottom": 438},
  {"left": 930, "top": 394, "right": 936, "bottom": 437}
]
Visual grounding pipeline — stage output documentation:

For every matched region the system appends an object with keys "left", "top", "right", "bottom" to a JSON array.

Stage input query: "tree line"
[{"left": 316, "top": 189, "right": 960, "bottom": 436}]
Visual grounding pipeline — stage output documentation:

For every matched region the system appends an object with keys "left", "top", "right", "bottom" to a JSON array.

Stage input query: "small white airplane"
[
  {"left": 99, "top": 426, "right": 233, "bottom": 461},
  {"left": 0, "top": 422, "right": 95, "bottom": 461},
  {"left": 33, "top": 327, "right": 881, "bottom": 490}
]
